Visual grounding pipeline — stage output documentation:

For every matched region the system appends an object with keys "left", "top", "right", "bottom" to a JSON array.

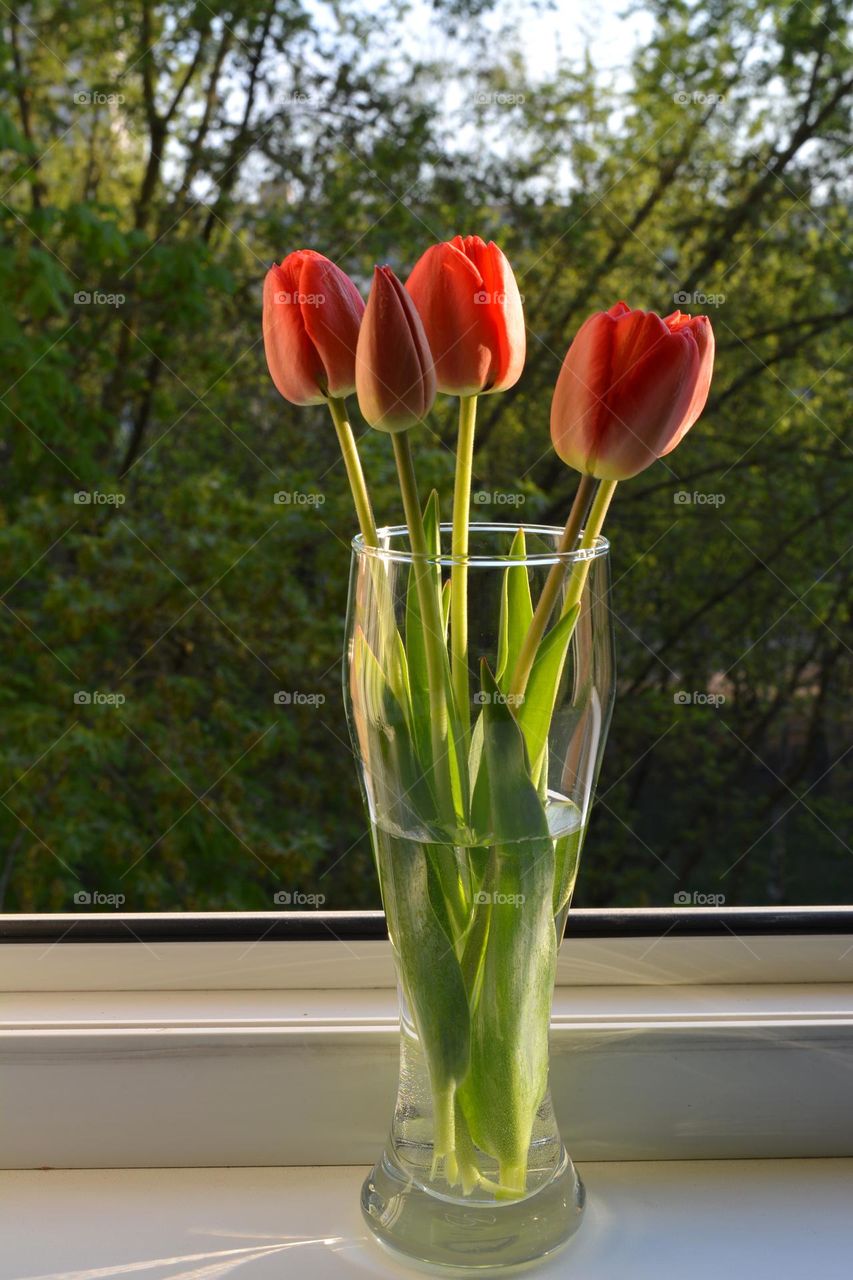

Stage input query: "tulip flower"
[
  {"left": 356, "top": 265, "right": 436, "bottom": 432},
  {"left": 263, "top": 249, "right": 376, "bottom": 546},
  {"left": 406, "top": 235, "right": 525, "bottom": 396},
  {"left": 511, "top": 304, "right": 715, "bottom": 701},
  {"left": 263, "top": 249, "right": 364, "bottom": 405},
  {"left": 550, "top": 302, "right": 715, "bottom": 481}
]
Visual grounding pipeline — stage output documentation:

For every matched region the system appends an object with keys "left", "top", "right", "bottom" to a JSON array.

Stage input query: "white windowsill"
[
  {"left": 3, "top": 1160, "right": 852, "bottom": 1279},
  {"left": 2, "top": 931, "right": 853, "bottom": 1167}
]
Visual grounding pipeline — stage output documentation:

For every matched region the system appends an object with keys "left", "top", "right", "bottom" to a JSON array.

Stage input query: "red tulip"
[
  {"left": 263, "top": 250, "right": 364, "bottom": 405},
  {"left": 550, "top": 303, "right": 715, "bottom": 480},
  {"left": 406, "top": 235, "right": 525, "bottom": 396},
  {"left": 356, "top": 266, "right": 436, "bottom": 432}
]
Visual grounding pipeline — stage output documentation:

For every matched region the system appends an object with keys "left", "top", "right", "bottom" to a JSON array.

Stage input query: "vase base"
[{"left": 361, "top": 1147, "right": 585, "bottom": 1272}]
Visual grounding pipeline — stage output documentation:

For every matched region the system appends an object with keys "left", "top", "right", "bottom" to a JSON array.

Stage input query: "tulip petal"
[
  {"left": 597, "top": 325, "right": 700, "bottom": 478},
  {"left": 262, "top": 259, "right": 327, "bottom": 406},
  {"left": 659, "top": 313, "right": 715, "bottom": 455},
  {"left": 406, "top": 242, "right": 493, "bottom": 395},
  {"left": 356, "top": 266, "right": 436, "bottom": 431},
  {"left": 465, "top": 238, "right": 526, "bottom": 393},
  {"left": 300, "top": 251, "right": 365, "bottom": 397},
  {"left": 550, "top": 310, "right": 617, "bottom": 473}
]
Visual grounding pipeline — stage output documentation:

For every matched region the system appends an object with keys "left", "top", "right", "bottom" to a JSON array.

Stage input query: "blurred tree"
[{"left": 0, "top": 0, "right": 850, "bottom": 910}]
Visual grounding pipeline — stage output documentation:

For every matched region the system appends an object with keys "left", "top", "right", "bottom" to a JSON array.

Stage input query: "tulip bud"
[
  {"left": 356, "top": 266, "right": 436, "bottom": 432},
  {"left": 550, "top": 302, "right": 715, "bottom": 480},
  {"left": 263, "top": 250, "right": 364, "bottom": 405},
  {"left": 406, "top": 235, "right": 525, "bottom": 396}
]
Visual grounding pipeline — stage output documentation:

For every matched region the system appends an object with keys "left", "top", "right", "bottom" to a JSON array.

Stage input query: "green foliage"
[{"left": 0, "top": 0, "right": 850, "bottom": 910}]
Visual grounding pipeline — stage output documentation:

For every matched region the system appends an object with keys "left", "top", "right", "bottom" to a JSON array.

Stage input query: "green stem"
[
  {"left": 560, "top": 478, "right": 618, "bottom": 618},
  {"left": 451, "top": 394, "right": 477, "bottom": 734},
  {"left": 327, "top": 397, "right": 378, "bottom": 546},
  {"left": 431, "top": 1081, "right": 458, "bottom": 1181},
  {"left": 508, "top": 473, "right": 597, "bottom": 701},
  {"left": 392, "top": 430, "right": 454, "bottom": 821}
]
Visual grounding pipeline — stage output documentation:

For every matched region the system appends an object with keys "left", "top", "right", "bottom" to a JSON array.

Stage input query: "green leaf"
[
  {"left": 467, "top": 708, "right": 490, "bottom": 838},
  {"left": 372, "top": 824, "right": 470, "bottom": 1162},
  {"left": 352, "top": 627, "right": 433, "bottom": 828},
  {"left": 496, "top": 528, "right": 533, "bottom": 693},
  {"left": 441, "top": 577, "right": 451, "bottom": 635},
  {"left": 517, "top": 603, "right": 580, "bottom": 785},
  {"left": 458, "top": 662, "right": 556, "bottom": 1191}
]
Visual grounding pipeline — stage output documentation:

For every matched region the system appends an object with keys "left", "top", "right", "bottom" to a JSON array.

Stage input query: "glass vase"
[{"left": 343, "top": 522, "right": 615, "bottom": 1271}]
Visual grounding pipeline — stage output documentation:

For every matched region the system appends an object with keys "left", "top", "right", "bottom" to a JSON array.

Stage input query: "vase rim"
[{"left": 352, "top": 522, "right": 610, "bottom": 567}]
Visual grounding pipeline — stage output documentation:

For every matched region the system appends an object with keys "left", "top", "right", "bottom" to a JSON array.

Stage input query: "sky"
[{"left": 401, "top": 0, "right": 655, "bottom": 82}]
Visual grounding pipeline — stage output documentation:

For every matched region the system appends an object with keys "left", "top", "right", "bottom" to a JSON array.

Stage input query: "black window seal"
[{"left": 1, "top": 907, "right": 851, "bottom": 943}]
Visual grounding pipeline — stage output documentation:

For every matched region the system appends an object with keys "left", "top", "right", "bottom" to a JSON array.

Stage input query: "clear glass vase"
[{"left": 343, "top": 522, "right": 615, "bottom": 1271}]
